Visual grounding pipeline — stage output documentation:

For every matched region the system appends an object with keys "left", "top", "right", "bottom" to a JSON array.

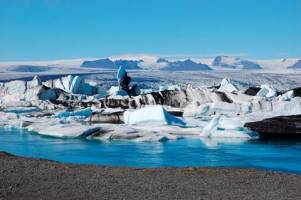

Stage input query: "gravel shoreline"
[{"left": 1, "top": 151, "right": 301, "bottom": 200}]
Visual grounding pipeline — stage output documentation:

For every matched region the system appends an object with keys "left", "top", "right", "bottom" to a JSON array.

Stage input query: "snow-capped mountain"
[
  {"left": 81, "top": 58, "right": 142, "bottom": 69},
  {"left": 256, "top": 58, "right": 301, "bottom": 71},
  {"left": 110, "top": 54, "right": 167, "bottom": 69},
  {"left": 1, "top": 54, "right": 300, "bottom": 73},
  {"left": 287, "top": 59, "right": 301, "bottom": 69},
  {"left": 212, "top": 56, "right": 262, "bottom": 69},
  {"left": 159, "top": 59, "right": 212, "bottom": 71}
]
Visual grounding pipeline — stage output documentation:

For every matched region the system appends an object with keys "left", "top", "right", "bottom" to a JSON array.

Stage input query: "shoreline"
[{"left": 1, "top": 151, "right": 301, "bottom": 200}]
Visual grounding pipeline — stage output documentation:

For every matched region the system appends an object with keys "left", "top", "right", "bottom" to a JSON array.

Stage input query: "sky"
[{"left": 0, "top": 0, "right": 300, "bottom": 61}]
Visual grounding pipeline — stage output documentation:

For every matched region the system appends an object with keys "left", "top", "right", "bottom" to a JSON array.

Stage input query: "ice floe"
[{"left": 124, "top": 106, "right": 186, "bottom": 127}]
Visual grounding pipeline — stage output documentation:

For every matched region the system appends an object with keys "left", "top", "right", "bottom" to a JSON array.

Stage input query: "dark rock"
[
  {"left": 244, "top": 87, "right": 261, "bottom": 96},
  {"left": 292, "top": 87, "right": 301, "bottom": 97},
  {"left": 245, "top": 115, "right": 301, "bottom": 138},
  {"left": 214, "top": 91, "right": 233, "bottom": 103}
]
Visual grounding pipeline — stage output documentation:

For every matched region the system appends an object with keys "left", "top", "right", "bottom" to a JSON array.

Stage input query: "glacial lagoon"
[{"left": 1, "top": 127, "right": 301, "bottom": 174}]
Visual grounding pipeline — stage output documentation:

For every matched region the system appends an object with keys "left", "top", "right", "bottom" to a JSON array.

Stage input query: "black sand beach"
[{"left": 1, "top": 151, "right": 300, "bottom": 200}]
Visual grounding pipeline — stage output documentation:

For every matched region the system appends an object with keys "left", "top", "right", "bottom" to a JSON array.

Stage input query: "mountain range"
[{"left": 1, "top": 55, "right": 301, "bottom": 72}]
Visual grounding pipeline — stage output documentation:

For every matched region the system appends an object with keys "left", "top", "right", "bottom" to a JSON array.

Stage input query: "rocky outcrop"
[
  {"left": 244, "top": 87, "right": 261, "bottom": 96},
  {"left": 245, "top": 115, "right": 301, "bottom": 138}
]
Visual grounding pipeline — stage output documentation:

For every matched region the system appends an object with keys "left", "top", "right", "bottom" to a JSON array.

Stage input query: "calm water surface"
[{"left": 1, "top": 128, "right": 301, "bottom": 174}]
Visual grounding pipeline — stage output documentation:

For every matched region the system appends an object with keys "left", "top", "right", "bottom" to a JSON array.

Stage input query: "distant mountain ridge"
[
  {"left": 212, "top": 56, "right": 262, "bottom": 69},
  {"left": 158, "top": 59, "right": 212, "bottom": 71},
  {"left": 288, "top": 59, "right": 301, "bottom": 69},
  {"left": 81, "top": 58, "right": 142, "bottom": 69},
  {"left": 2, "top": 55, "right": 301, "bottom": 73}
]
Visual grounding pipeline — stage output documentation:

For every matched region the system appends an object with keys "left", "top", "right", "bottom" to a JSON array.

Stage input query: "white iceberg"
[
  {"left": 26, "top": 119, "right": 101, "bottom": 138},
  {"left": 53, "top": 75, "right": 83, "bottom": 94},
  {"left": 27, "top": 76, "right": 42, "bottom": 89},
  {"left": 108, "top": 86, "right": 128, "bottom": 96},
  {"left": 256, "top": 85, "right": 277, "bottom": 98},
  {"left": 279, "top": 90, "right": 294, "bottom": 101},
  {"left": 217, "top": 78, "right": 238, "bottom": 93},
  {"left": 124, "top": 105, "right": 186, "bottom": 127},
  {"left": 200, "top": 115, "right": 258, "bottom": 139}
]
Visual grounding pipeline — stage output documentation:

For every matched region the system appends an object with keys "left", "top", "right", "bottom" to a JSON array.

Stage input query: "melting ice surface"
[{"left": 1, "top": 127, "right": 301, "bottom": 174}]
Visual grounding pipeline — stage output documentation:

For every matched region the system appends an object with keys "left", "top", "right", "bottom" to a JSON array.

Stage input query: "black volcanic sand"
[{"left": 1, "top": 152, "right": 301, "bottom": 200}]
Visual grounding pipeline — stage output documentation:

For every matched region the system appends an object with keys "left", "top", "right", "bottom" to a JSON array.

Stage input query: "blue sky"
[{"left": 0, "top": 0, "right": 300, "bottom": 61}]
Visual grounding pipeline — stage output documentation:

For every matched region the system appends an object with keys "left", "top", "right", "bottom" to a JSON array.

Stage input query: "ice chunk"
[
  {"left": 159, "top": 86, "right": 167, "bottom": 91},
  {"left": 27, "top": 76, "right": 42, "bottom": 89},
  {"left": 55, "top": 108, "right": 92, "bottom": 119},
  {"left": 201, "top": 115, "right": 220, "bottom": 137},
  {"left": 25, "top": 118, "right": 101, "bottom": 138},
  {"left": 279, "top": 90, "right": 294, "bottom": 101},
  {"left": 185, "top": 102, "right": 252, "bottom": 117},
  {"left": 217, "top": 78, "right": 238, "bottom": 93},
  {"left": 108, "top": 86, "right": 128, "bottom": 96},
  {"left": 38, "top": 88, "right": 59, "bottom": 101},
  {"left": 256, "top": 85, "right": 277, "bottom": 98},
  {"left": 0, "top": 112, "right": 20, "bottom": 127},
  {"left": 168, "top": 85, "right": 181, "bottom": 91},
  {"left": 53, "top": 75, "right": 83, "bottom": 94},
  {"left": 124, "top": 105, "right": 186, "bottom": 127},
  {"left": 159, "top": 85, "right": 180, "bottom": 91},
  {"left": 117, "top": 65, "right": 126, "bottom": 81},
  {"left": 140, "top": 88, "right": 154, "bottom": 94},
  {"left": 201, "top": 115, "right": 258, "bottom": 139}
]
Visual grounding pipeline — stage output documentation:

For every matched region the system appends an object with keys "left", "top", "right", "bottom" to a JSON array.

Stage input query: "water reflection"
[{"left": 0, "top": 128, "right": 301, "bottom": 174}]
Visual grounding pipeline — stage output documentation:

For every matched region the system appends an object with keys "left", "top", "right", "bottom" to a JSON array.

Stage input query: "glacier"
[{"left": 0, "top": 74, "right": 301, "bottom": 143}]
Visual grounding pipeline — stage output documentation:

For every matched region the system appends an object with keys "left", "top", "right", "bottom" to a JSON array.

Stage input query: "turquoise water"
[{"left": 1, "top": 127, "right": 301, "bottom": 174}]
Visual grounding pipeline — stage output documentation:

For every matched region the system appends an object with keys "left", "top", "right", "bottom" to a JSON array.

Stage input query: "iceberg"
[
  {"left": 0, "top": 112, "right": 19, "bottom": 127},
  {"left": 279, "top": 90, "right": 294, "bottom": 101},
  {"left": 256, "top": 85, "right": 277, "bottom": 98},
  {"left": 217, "top": 78, "right": 238, "bottom": 93},
  {"left": 54, "top": 75, "right": 83, "bottom": 94},
  {"left": 201, "top": 115, "right": 258, "bottom": 139},
  {"left": 27, "top": 76, "right": 42, "bottom": 89},
  {"left": 117, "top": 65, "right": 127, "bottom": 82},
  {"left": 201, "top": 115, "right": 221, "bottom": 137},
  {"left": 108, "top": 86, "right": 128, "bottom": 96},
  {"left": 123, "top": 105, "right": 186, "bottom": 127},
  {"left": 25, "top": 119, "right": 101, "bottom": 138}
]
